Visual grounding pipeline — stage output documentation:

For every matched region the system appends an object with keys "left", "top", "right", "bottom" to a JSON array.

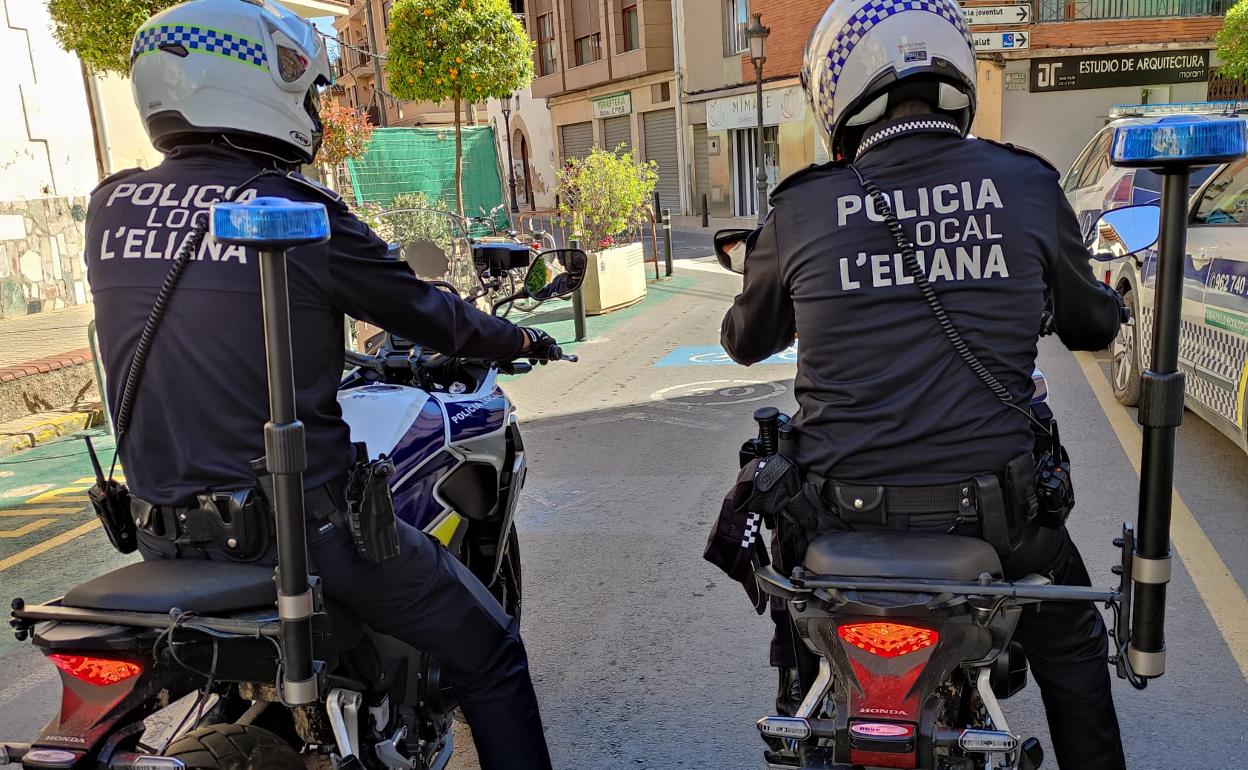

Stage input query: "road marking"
[
  {"left": 0, "top": 507, "right": 85, "bottom": 517},
  {"left": 655, "top": 344, "right": 797, "bottom": 368},
  {"left": 1075, "top": 351, "right": 1248, "bottom": 683},
  {"left": 0, "top": 520, "right": 101, "bottom": 573},
  {"left": 0, "top": 519, "right": 56, "bottom": 538}
]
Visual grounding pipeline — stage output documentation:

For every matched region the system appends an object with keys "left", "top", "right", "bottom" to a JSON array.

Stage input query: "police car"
[{"left": 1065, "top": 102, "right": 1248, "bottom": 456}]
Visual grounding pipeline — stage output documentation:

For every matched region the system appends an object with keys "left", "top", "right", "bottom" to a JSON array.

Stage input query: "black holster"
[
  {"left": 132, "top": 487, "right": 272, "bottom": 562},
  {"left": 343, "top": 443, "right": 399, "bottom": 565}
]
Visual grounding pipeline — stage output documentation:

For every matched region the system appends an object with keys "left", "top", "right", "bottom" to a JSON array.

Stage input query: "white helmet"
[
  {"left": 801, "top": 0, "right": 977, "bottom": 158},
  {"left": 130, "top": 0, "right": 333, "bottom": 164}
]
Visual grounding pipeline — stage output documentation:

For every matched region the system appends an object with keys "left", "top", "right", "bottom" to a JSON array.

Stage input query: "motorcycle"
[
  {"left": 3, "top": 230, "right": 588, "bottom": 770},
  {"left": 710, "top": 228, "right": 1138, "bottom": 770}
]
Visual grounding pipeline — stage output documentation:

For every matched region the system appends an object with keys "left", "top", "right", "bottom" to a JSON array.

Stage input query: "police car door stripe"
[{"left": 132, "top": 25, "right": 268, "bottom": 70}]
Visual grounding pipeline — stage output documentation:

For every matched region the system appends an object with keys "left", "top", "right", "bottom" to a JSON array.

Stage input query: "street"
[{"left": 1, "top": 251, "right": 1247, "bottom": 769}]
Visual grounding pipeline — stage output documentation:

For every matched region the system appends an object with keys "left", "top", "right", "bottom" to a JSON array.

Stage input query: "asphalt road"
[{"left": 1, "top": 238, "right": 1246, "bottom": 769}]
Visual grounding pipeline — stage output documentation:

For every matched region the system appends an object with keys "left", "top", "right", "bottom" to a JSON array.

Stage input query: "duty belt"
[
  {"left": 809, "top": 472, "right": 1014, "bottom": 554},
  {"left": 135, "top": 480, "right": 344, "bottom": 559}
]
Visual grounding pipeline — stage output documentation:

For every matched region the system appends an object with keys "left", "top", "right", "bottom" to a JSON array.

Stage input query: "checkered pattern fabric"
[
  {"left": 132, "top": 25, "right": 267, "bottom": 69},
  {"left": 741, "top": 512, "right": 763, "bottom": 549},
  {"left": 1141, "top": 306, "right": 1247, "bottom": 427},
  {"left": 856, "top": 117, "right": 962, "bottom": 159},
  {"left": 815, "top": 0, "right": 973, "bottom": 131}
]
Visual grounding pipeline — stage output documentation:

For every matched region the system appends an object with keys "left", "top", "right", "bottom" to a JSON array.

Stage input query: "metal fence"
[{"left": 1036, "top": 0, "right": 1226, "bottom": 20}]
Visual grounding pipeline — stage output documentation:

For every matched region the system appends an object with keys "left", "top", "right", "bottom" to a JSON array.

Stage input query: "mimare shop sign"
[{"left": 1031, "top": 50, "right": 1210, "bottom": 92}]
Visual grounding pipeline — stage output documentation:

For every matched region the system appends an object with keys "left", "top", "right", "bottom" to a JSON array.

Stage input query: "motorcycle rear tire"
[{"left": 164, "top": 724, "right": 300, "bottom": 770}]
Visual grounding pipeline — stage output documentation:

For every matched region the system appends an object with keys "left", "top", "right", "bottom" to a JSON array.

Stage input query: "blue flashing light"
[
  {"left": 1110, "top": 116, "right": 1248, "bottom": 169},
  {"left": 211, "top": 197, "right": 330, "bottom": 248}
]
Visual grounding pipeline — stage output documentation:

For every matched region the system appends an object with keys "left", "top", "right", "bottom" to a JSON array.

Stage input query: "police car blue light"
[
  {"left": 211, "top": 197, "right": 330, "bottom": 248},
  {"left": 1110, "top": 116, "right": 1248, "bottom": 168}
]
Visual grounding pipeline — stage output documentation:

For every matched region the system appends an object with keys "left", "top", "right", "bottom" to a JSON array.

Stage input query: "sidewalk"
[
  {"left": 0, "top": 304, "right": 102, "bottom": 457},
  {"left": 0, "top": 303, "right": 97, "bottom": 368}
]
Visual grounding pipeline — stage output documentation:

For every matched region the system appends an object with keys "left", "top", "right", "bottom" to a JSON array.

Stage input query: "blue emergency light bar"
[
  {"left": 1109, "top": 101, "right": 1248, "bottom": 119},
  {"left": 1110, "top": 116, "right": 1248, "bottom": 168},
  {"left": 211, "top": 197, "right": 330, "bottom": 249}
]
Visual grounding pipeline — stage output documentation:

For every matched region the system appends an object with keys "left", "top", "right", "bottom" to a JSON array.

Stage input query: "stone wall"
[{"left": 0, "top": 197, "right": 90, "bottom": 318}]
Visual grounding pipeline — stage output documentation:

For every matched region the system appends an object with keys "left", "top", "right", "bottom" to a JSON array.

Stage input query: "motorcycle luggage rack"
[
  {"left": 11, "top": 601, "right": 281, "bottom": 640},
  {"left": 755, "top": 566, "right": 1119, "bottom": 604}
]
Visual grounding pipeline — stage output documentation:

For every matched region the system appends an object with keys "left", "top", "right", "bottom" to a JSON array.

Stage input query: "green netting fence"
[{"left": 341, "top": 125, "right": 508, "bottom": 236}]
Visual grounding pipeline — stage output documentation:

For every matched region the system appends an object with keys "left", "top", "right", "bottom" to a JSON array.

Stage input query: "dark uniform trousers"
[
  {"left": 771, "top": 521, "right": 1126, "bottom": 770},
  {"left": 139, "top": 516, "right": 553, "bottom": 770}
]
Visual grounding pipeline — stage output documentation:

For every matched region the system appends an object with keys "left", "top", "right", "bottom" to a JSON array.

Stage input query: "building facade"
[
  {"left": 332, "top": 0, "right": 485, "bottom": 127},
  {"left": 527, "top": 0, "right": 683, "bottom": 212},
  {"left": 673, "top": 0, "right": 1228, "bottom": 222},
  {"left": 979, "top": 6, "right": 1226, "bottom": 173}
]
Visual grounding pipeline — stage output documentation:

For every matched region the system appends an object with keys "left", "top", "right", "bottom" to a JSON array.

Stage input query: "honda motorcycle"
[
  {"left": 3, "top": 247, "right": 587, "bottom": 770},
  {"left": 710, "top": 230, "right": 1134, "bottom": 770}
]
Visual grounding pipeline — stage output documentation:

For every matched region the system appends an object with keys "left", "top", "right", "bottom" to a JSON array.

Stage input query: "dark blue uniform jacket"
[
  {"left": 722, "top": 116, "right": 1122, "bottom": 485},
  {"left": 86, "top": 143, "right": 524, "bottom": 505}
]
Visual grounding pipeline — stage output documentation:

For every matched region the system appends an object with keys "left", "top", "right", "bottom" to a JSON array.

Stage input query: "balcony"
[
  {"left": 350, "top": 44, "right": 375, "bottom": 77},
  {"left": 1036, "top": 0, "right": 1227, "bottom": 21}
]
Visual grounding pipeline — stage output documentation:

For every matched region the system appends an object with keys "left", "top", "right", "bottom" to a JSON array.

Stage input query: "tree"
[
  {"left": 557, "top": 146, "right": 658, "bottom": 252},
  {"left": 48, "top": 0, "right": 180, "bottom": 75},
  {"left": 317, "top": 103, "right": 376, "bottom": 168},
  {"left": 1218, "top": 0, "right": 1248, "bottom": 80},
  {"left": 386, "top": 0, "right": 534, "bottom": 217}
]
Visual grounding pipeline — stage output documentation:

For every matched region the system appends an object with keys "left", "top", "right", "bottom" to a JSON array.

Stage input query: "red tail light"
[
  {"left": 838, "top": 622, "right": 938, "bottom": 659},
  {"left": 48, "top": 654, "right": 142, "bottom": 686},
  {"left": 1105, "top": 173, "right": 1135, "bottom": 209}
]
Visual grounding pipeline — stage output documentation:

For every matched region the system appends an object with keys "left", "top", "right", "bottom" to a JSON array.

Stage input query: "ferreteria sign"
[
  {"left": 1031, "top": 50, "right": 1210, "bottom": 92},
  {"left": 592, "top": 92, "right": 632, "bottom": 119}
]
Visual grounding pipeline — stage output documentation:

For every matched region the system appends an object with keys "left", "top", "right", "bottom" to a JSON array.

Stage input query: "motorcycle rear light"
[
  {"left": 48, "top": 654, "right": 142, "bottom": 686},
  {"left": 838, "top": 622, "right": 938, "bottom": 658}
]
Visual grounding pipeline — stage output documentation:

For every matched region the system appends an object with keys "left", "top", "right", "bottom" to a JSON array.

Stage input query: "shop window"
[
  {"left": 623, "top": 5, "right": 640, "bottom": 52},
  {"left": 537, "top": 13, "right": 557, "bottom": 75},
  {"left": 723, "top": 0, "right": 749, "bottom": 56},
  {"left": 575, "top": 33, "right": 602, "bottom": 66}
]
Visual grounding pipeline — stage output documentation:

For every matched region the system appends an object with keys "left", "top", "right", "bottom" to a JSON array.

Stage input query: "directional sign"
[
  {"left": 973, "top": 31, "right": 1029, "bottom": 52},
  {"left": 964, "top": 4, "right": 1032, "bottom": 25}
]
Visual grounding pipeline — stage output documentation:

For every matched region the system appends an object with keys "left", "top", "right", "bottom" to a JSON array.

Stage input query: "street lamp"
[
  {"left": 500, "top": 92, "right": 521, "bottom": 214},
  {"left": 746, "top": 13, "right": 770, "bottom": 225}
]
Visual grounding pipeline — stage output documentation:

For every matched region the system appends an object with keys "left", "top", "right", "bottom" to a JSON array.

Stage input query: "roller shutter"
[
  {"left": 643, "top": 109, "right": 680, "bottom": 213},
  {"left": 559, "top": 121, "right": 594, "bottom": 163},
  {"left": 602, "top": 115, "right": 632, "bottom": 154}
]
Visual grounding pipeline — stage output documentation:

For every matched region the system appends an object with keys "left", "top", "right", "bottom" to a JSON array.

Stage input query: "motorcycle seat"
[
  {"left": 802, "top": 531, "right": 1002, "bottom": 581},
  {"left": 62, "top": 560, "right": 276, "bottom": 615}
]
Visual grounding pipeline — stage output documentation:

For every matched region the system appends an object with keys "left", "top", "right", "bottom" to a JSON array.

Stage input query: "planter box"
[{"left": 584, "top": 242, "right": 647, "bottom": 315}]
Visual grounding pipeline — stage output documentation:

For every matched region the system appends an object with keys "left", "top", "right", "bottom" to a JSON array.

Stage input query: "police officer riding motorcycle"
[
  {"left": 83, "top": 1, "right": 556, "bottom": 768},
  {"left": 716, "top": 0, "right": 1128, "bottom": 767}
]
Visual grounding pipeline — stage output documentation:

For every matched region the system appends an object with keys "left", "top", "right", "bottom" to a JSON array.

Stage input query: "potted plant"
[{"left": 557, "top": 146, "right": 658, "bottom": 314}]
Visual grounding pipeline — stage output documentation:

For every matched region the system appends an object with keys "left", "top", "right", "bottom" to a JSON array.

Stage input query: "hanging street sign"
[
  {"left": 964, "top": 4, "right": 1032, "bottom": 25},
  {"left": 973, "top": 31, "right": 1029, "bottom": 52}
]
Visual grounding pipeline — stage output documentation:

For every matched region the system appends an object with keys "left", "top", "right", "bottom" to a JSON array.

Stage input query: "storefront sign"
[
  {"left": 964, "top": 4, "right": 1031, "bottom": 25},
  {"left": 593, "top": 92, "right": 632, "bottom": 119},
  {"left": 973, "top": 31, "right": 1029, "bottom": 51},
  {"left": 1031, "top": 50, "right": 1210, "bottom": 93},
  {"left": 706, "top": 86, "right": 807, "bottom": 131}
]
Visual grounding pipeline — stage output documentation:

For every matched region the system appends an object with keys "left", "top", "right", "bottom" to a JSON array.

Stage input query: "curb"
[{"left": 0, "top": 407, "right": 105, "bottom": 458}]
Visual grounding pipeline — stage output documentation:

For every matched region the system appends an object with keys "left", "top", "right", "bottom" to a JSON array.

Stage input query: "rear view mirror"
[
  {"left": 493, "top": 249, "right": 589, "bottom": 314},
  {"left": 1092, "top": 204, "right": 1161, "bottom": 261},
  {"left": 714, "top": 228, "right": 753, "bottom": 274}
]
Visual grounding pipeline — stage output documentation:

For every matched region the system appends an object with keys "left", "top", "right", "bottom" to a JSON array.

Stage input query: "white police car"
[{"left": 1078, "top": 104, "right": 1248, "bottom": 456}]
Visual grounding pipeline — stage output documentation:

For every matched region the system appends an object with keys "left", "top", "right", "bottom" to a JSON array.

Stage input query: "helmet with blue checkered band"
[
  {"left": 130, "top": 0, "right": 333, "bottom": 165},
  {"left": 800, "top": 0, "right": 977, "bottom": 158}
]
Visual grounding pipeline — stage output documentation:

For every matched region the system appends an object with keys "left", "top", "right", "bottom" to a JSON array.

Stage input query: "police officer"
[
  {"left": 721, "top": 1, "right": 1126, "bottom": 767},
  {"left": 85, "top": 2, "right": 555, "bottom": 768}
]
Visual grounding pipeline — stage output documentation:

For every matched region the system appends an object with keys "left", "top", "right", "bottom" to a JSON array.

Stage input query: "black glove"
[{"left": 519, "top": 327, "right": 561, "bottom": 364}]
